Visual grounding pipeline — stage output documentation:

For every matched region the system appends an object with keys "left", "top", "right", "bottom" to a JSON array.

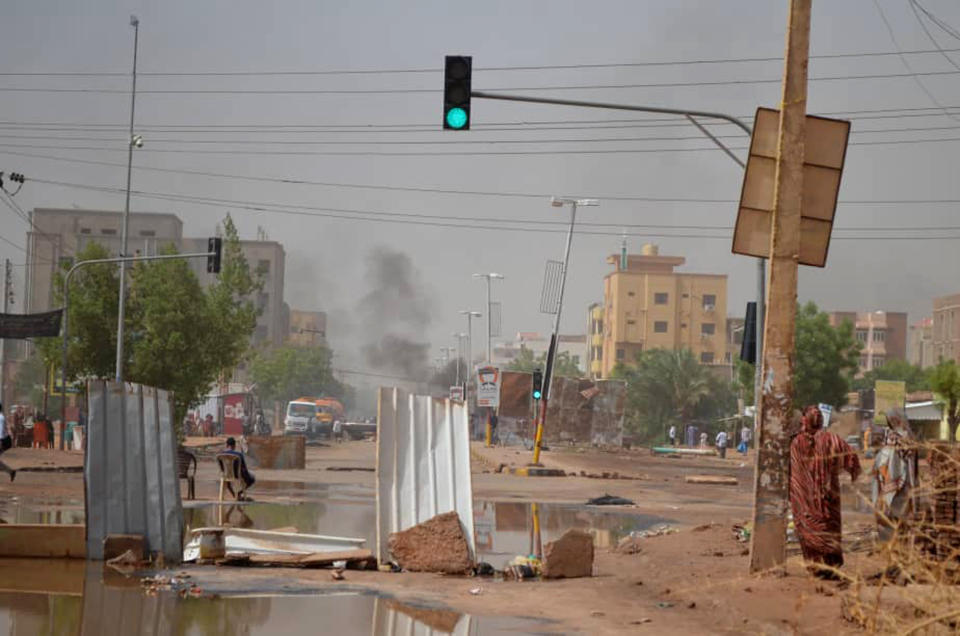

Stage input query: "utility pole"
[
  {"left": 452, "top": 333, "right": 466, "bottom": 388},
  {"left": 472, "top": 273, "right": 503, "bottom": 363},
  {"left": 749, "top": 0, "right": 811, "bottom": 573},
  {"left": 115, "top": 15, "right": 140, "bottom": 382},
  {"left": 0, "top": 258, "right": 10, "bottom": 405}
]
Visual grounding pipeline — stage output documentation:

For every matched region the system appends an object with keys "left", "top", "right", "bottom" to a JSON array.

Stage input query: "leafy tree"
[
  {"left": 852, "top": 358, "right": 930, "bottom": 393},
  {"left": 429, "top": 358, "right": 468, "bottom": 389},
  {"left": 735, "top": 302, "right": 860, "bottom": 409},
  {"left": 929, "top": 359, "right": 960, "bottom": 438},
  {"left": 612, "top": 348, "right": 735, "bottom": 442},
  {"left": 506, "top": 347, "right": 582, "bottom": 377},
  {"left": 248, "top": 344, "right": 345, "bottom": 406}
]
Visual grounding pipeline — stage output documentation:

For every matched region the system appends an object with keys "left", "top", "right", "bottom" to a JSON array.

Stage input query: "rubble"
[
  {"left": 388, "top": 511, "right": 473, "bottom": 574},
  {"left": 542, "top": 529, "right": 594, "bottom": 579},
  {"left": 586, "top": 494, "right": 635, "bottom": 506}
]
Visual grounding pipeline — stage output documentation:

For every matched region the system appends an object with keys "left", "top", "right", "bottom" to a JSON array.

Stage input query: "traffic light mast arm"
[{"left": 60, "top": 248, "right": 217, "bottom": 432}]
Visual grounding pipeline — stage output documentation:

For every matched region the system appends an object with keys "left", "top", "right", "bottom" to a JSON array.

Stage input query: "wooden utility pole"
[{"left": 749, "top": 0, "right": 811, "bottom": 573}]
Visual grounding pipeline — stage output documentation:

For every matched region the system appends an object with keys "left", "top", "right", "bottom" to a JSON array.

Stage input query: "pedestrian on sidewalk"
[
  {"left": 699, "top": 431, "right": 708, "bottom": 449},
  {"left": 871, "top": 407, "right": 917, "bottom": 542},
  {"left": 715, "top": 429, "right": 728, "bottom": 459},
  {"left": 790, "top": 405, "right": 860, "bottom": 577},
  {"left": 668, "top": 425, "right": 677, "bottom": 447},
  {"left": 0, "top": 404, "right": 17, "bottom": 482}
]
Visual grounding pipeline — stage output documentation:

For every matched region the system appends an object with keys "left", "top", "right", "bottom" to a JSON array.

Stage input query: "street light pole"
[
  {"left": 459, "top": 310, "right": 481, "bottom": 374},
  {"left": 472, "top": 273, "right": 503, "bottom": 363},
  {"left": 114, "top": 15, "right": 140, "bottom": 382},
  {"left": 451, "top": 333, "right": 466, "bottom": 387},
  {"left": 532, "top": 197, "right": 598, "bottom": 465}
]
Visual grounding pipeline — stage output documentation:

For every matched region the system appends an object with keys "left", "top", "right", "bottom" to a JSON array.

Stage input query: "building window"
[
  {"left": 616, "top": 348, "right": 625, "bottom": 360},
  {"left": 856, "top": 329, "right": 868, "bottom": 343},
  {"left": 701, "top": 323, "right": 716, "bottom": 336},
  {"left": 258, "top": 259, "right": 271, "bottom": 273},
  {"left": 572, "top": 355, "right": 580, "bottom": 366},
  {"left": 257, "top": 292, "right": 269, "bottom": 311},
  {"left": 139, "top": 230, "right": 156, "bottom": 237},
  {"left": 725, "top": 352, "right": 731, "bottom": 363},
  {"left": 873, "top": 330, "right": 885, "bottom": 343},
  {"left": 859, "top": 355, "right": 868, "bottom": 368},
  {"left": 101, "top": 228, "right": 117, "bottom": 235},
  {"left": 872, "top": 356, "right": 885, "bottom": 369},
  {"left": 702, "top": 294, "right": 716, "bottom": 310},
  {"left": 700, "top": 352, "right": 715, "bottom": 364},
  {"left": 627, "top": 319, "right": 636, "bottom": 325},
  {"left": 654, "top": 292, "right": 668, "bottom": 305},
  {"left": 654, "top": 321, "right": 668, "bottom": 333},
  {"left": 79, "top": 227, "right": 91, "bottom": 235},
  {"left": 627, "top": 291, "right": 635, "bottom": 297}
]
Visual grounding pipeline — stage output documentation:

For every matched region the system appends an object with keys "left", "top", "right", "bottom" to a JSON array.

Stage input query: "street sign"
[
  {"left": 449, "top": 385, "right": 464, "bottom": 402},
  {"left": 873, "top": 380, "right": 906, "bottom": 425},
  {"left": 475, "top": 364, "right": 501, "bottom": 408},
  {"left": 818, "top": 403, "right": 832, "bottom": 427},
  {"left": 732, "top": 107, "right": 850, "bottom": 267}
]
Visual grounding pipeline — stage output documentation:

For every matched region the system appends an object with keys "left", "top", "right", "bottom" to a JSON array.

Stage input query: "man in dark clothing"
[{"left": 222, "top": 437, "right": 255, "bottom": 498}]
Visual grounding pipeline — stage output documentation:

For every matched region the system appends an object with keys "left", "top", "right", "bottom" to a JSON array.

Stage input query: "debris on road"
[
  {"left": 684, "top": 475, "right": 738, "bottom": 485},
  {"left": 586, "top": 493, "right": 635, "bottom": 506},
  {"left": 542, "top": 529, "right": 594, "bottom": 579},
  {"left": 505, "top": 555, "right": 541, "bottom": 580},
  {"left": 325, "top": 466, "right": 374, "bottom": 472},
  {"left": 216, "top": 548, "right": 375, "bottom": 569},
  {"left": 103, "top": 533, "right": 145, "bottom": 561},
  {"left": 732, "top": 522, "right": 752, "bottom": 543},
  {"left": 183, "top": 527, "right": 365, "bottom": 562},
  {"left": 330, "top": 568, "right": 345, "bottom": 580},
  {"left": 388, "top": 511, "right": 473, "bottom": 574}
]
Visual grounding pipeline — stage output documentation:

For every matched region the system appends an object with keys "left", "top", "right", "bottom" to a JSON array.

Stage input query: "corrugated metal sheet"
[
  {"left": 375, "top": 387, "right": 475, "bottom": 565},
  {"left": 86, "top": 380, "right": 183, "bottom": 563}
]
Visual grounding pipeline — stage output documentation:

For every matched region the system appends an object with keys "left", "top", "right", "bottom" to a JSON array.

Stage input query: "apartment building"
[
  {"left": 827, "top": 310, "right": 907, "bottom": 374},
  {"left": 598, "top": 244, "right": 728, "bottom": 378},
  {"left": 287, "top": 309, "right": 327, "bottom": 346},
  {"left": 908, "top": 317, "right": 935, "bottom": 369},
  {"left": 933, "top": 293, "right": 960, "bottom": 364}
]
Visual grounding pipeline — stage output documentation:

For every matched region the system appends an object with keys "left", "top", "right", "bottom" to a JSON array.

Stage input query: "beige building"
[
  {"left": 492, "top": 332, "right": 587, "bottom": 374},
  {"left": 287, "top": 309, "right": 327, "bottom": 346},
  {"left": 933, "top": 293, "right": 960, "bottom": 364},
  {"left": 827, "top": 311, "right": 907, "bottom": 374},
  {"left": 598, "top": 244, "right": 728, "bottom": 378},
  {"left": 908, "top": 317, "right": 935, "bottom": 369},
  {"left": 587, "top": 303, "right": 604, "bottom": 379},
  {"left": 26, "top": 208, "right": 183, "bottom": 312}
]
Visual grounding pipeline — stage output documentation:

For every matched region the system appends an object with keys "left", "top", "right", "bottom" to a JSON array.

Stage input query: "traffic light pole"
[
  {"left": 60, "top": 249, "right": 214, "bottom": 443},
  {"left": 471, "top": 90, "right": 765, "bottom": 463}
]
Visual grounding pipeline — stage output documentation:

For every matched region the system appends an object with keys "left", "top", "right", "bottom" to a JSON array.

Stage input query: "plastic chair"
[
  {"left": 177, "top": 447, "right": 198, "bottom": 500},
  {"left": 215, "top": 453, "right": 246, "bottom": 502}
]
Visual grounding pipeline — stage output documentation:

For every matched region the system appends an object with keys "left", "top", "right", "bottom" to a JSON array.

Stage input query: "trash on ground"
[
  {"left": 216, "top": 548, "right": 375, "bottom": 569},
  {"left": 388, "top": 510, "right": 473, "bottom": 574},
  {"left": 692, "top": 523, "right": 720, "bottom": 532},
  {"left": 684, "top": 475, "right": 738, "bottom": 485},
  {"left": 330, "top": 568, "right": 345, "bottom": 580},
  {"left": 105, "top": 548, "right": 146, "bottom": 574},
  {"left": 474, "top": 562, "right": 495, "bottom": 577},
  {"left": 469, "top": 586, "right": 483, "bottom": 595},
  {"left": 732, "top": 522, "right": 752, "bottom": 543},
  {"left": 504, "top": 555, "right": 542, "bottom": 581},
  {"left": 542, "top": 529, "right": 594, "bottom": 579},
  {"left": 586, "top": 494, "right": 635, "bottom": 506}
]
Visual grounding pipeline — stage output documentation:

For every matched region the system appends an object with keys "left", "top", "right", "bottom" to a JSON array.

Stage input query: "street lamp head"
[
  {"left": 131, "top": 134, "right": 144, "bottom": 148},
  {"left": 550, "top": 197, "right": 564, "bottom": 207},
  {"left": 577, "top": 198, "right": 600, "bottom": 207},
  {"left": 551, "top": 196, "right": 600, "bottom": 207},
  {"left": 130, "top": 15, "right": 139, "bottom": 27},
  {"left": 459, "top": 309, "right": 481, "bottom": 317}
]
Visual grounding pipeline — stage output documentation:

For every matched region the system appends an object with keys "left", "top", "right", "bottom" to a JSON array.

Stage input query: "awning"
[{"left": 905, "top": 401, "right": 943, "bottom": 422}]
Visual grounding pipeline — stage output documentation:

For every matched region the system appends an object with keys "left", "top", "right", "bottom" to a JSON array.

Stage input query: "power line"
[
  {"left": 4, "top": 68, "right": 960, "bottom": 95},
  {"left": 4, "top": 45, "right": 960, "bottom": 77},
  {"left": 909, "top": 0, "right": 960, "bottom": 72},
  {"left": 11, "top": 149, "right": 960, "bottom": 205},
  {"left": 29, "top": 177, "right": 960, "bottom": 237}
]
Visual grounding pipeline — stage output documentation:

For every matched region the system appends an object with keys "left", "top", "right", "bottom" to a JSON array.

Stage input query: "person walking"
[
  {"left": 668, "top": 425, "right": 677, "bottom": 447},
  {"left": 0, "top": 404, "right": 16, "bottom": 482},
  {"left": 715, "top": 429, "right": 728, "bottom": 459},
  {"left": 871, "top": 407, "right": 917, "bottom": 542},
  {"left": 789, "top": 405, "right": 861, "bottom": 577}
]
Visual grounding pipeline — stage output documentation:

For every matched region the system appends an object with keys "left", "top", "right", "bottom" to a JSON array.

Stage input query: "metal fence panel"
[
  {"left": 86, "top": 380, "right": 183, "bottom": 562},
  {"left": 376, "top": 387, "right": 475, "bottom": 564}
]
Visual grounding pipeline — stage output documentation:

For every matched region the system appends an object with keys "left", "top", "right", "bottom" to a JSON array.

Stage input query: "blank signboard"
[{"left": 732, "top": 107, "right": 850, "bottom": 267}]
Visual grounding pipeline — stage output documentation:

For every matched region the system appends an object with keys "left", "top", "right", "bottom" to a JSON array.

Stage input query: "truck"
[{"left": 283, "top": 397, "right": 345, "bottom": 439}]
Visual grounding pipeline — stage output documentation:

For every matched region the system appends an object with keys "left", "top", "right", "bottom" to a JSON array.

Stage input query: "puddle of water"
[
  {"left": 0, "top": 497, "right": 84, "bottom": 525},
  {"left": 0, "top": 560, "right": 548, "bottom": 635}
]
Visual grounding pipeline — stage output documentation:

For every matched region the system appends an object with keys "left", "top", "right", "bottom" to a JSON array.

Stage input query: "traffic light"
[
  {"left": 207, "top": 237, "right": 222, "bottom": 274},
  {"left": 532, "top": 368, "right": 543, "bottom": 401},
  {"left": 443, "top": 56, "right": 472, "bottom": 130}
]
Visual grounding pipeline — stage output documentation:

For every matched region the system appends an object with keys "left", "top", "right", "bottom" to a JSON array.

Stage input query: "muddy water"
[
  {"left": 0, "top": 559, "right": 545, "bottom": 635},
  {"left": 0, "top": 496, "right": 84, "bottom": 525}
]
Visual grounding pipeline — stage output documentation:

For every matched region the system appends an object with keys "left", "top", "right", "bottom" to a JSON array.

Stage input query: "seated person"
[{"left": 222, "top": 437, "right": 255, "bottom": 499}]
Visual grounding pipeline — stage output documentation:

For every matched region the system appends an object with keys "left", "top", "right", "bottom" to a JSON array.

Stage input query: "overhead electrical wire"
[{"left": 9, "top": 150, "right": 960, "bottom": 205}]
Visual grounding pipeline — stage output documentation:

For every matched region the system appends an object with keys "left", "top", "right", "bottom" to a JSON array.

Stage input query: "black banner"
[{"left": 0, "top": 310, "right": 63, "bottom": 338}]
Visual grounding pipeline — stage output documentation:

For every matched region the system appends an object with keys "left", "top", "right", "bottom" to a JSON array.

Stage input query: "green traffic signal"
[
  {"left": 446, "top": 107, "right": 468, "bottom": 129},
  {"left": 533, "top": 389, "right": 542, "bottom": 400}
]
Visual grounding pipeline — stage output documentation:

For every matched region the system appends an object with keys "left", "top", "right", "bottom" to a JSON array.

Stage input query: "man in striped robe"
[{"left": 789, "top": 405, "right": 861, "bottom": 576}]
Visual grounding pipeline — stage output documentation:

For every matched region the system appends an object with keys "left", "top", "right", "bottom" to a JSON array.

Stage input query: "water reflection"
[
  {"left": 0, "top": 497, "right": 84, "bottom": 525},
  {"left": 0, "top": 560, "right": 539, "bottom": 635}
]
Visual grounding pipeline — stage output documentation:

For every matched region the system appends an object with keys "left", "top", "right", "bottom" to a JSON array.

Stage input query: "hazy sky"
[{"left": 2, "top": 0, "right": 960, "bottom": 369}]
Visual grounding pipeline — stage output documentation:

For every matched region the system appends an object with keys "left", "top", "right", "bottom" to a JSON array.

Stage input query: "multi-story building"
[
  {"left": 827, "top": 310, "right": 907, "bottom": 374},
  {"left": 287, "top": 309, "right": 327, "bottom": 346},
  {"left": 908, "top": 317, "right": 935, "bottom": 369},
  {"left": 586, "top": 303, "right": 604, "bottom": 379},
  {"left": 598, "top": 244, "right": 728, "bottom": 378},
  {"left": 183, "top": 237, "right": 287, "bottom": 347},
  {"left": 933, "top": 293, "right": 960, "bottom": 364},
  {"left": 726, "top": 316, "right": 745, "bottom": 365},
  {"left": 26, "top": 208, "right": 184, "bottom": 312},
  {"left": 492, "top": 332, "right": 587, "bottom": 374}
]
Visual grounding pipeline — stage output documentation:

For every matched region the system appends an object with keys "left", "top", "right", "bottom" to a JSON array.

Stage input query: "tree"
[
  {"left": 852, "top": 358, "right": 930, "bottom": 393},
  {"left": 611, "top": 348, "right": 735, "bottom": 442},
  {"left": 929, "top": 359, "right": 960, "bottom": 438},
  {"left": 429, "top": 358, "right": 468, "bottom": 389},
  {"left": 735, "top": 302, "right": 861, "bottom": 409},
  {"left": 506, "top": 347, "right": 582, "bottom": 378},
  {"left": 248, "top": 344, "right": 346, "bottom": 406}
]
